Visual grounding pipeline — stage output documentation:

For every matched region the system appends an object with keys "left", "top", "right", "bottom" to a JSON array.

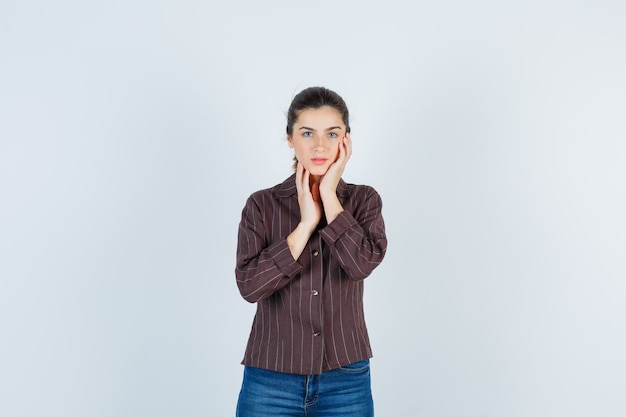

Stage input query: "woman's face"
[{"left": 287, "top": 106, "right": 346, "bottom": 180}]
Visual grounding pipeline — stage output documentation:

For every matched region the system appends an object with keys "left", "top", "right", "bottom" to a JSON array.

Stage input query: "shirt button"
[
  {"left": 312, "top": 250, "right": 319, "bottom": 256},
  {"left": 312, "top": 290, "right": 319, "bottom": 296},
  {"left": 313, "top": 332, "right": 321, "bottom": 337}
]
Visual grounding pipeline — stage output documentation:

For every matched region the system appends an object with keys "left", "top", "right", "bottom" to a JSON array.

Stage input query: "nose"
[{"left": 313, "top": 135, "right": 328, "bottom": 150}]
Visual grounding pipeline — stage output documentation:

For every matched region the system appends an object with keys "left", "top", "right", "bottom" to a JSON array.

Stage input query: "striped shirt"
[{"left": 235, "top": 174, "right": 387, "bottom": 375}]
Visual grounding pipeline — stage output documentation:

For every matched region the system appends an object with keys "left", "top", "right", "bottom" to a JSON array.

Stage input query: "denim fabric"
[{"left": 236, "top": 359, "right": 374, "bottom": 417}]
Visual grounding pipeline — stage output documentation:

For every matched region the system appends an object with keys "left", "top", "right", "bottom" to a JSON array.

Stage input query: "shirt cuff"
[
  {"left": 268, "top": 238, "right": 302, "bottom": 278},
  {"left": 319, "top": 211, "right": 358, "bottom": 245}
]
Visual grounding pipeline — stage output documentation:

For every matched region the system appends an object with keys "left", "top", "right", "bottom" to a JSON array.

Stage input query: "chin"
[{"left": 307, "top": 165, "right": 329, "bottom": 177}]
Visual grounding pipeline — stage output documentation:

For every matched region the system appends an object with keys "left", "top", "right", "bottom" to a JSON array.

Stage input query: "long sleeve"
[
  {"left": 235, "top": 192, "right": 302, "bottom": 303},
  {"left": 319, "top": 186, "right": 387, "bottom": 281},
  {"left": 235, "top": 175, "right": 387, "bottom": 375}
]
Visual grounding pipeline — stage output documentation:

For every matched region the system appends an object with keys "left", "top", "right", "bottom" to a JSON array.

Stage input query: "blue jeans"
[{"left": 236, "top": 359, "right": 374, "bottom": 417}]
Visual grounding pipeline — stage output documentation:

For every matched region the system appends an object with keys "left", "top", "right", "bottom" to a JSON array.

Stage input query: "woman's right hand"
[
  {"left": 295, "top": 161, "right": 322, "bottom": 232},
  {"left": 287, "top": 162, "right": 322, "bottom": 260}
]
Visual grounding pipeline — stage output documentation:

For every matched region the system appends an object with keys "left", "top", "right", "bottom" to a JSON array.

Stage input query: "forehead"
[{"left": 295, "top": 106, "right": 345, "bottom": 128}]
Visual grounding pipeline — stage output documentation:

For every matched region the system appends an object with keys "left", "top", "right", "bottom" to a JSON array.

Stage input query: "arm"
[
  {"left": 317, "top": 134, "right": 387, "bottom": 279},
  {"left": 236, "top": 166, "right": 322, "bottom": 303},
  {"left": 319, "top": 187, "right": 387, "bottom": 281},
  {"left": 286, "top": 162, "right": 322, "bottom": 259},
  {"left": 235, "top": 194, "right": 303, "bottom": 303}
]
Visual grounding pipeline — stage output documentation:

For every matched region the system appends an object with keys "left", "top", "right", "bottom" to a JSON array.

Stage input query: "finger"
[
  {"left": 296, "top": 161, "right": 303, "bottom": 193},
  {"left": 334, "top": 136, "right": 347, "bottom": 167},
  {"left": 332, "top": 137, "right": 345, "bottom": 165},
  {"left": 302, "top": 167, "right": 311, "bottom": 194},
  {"left": 344, "top": 133, "right": 352, "bottom": 160}
]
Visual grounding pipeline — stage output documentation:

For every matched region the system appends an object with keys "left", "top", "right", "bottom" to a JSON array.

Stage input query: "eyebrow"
[{"left": 298, "top": 126, "right": 342, "bottom": 132}]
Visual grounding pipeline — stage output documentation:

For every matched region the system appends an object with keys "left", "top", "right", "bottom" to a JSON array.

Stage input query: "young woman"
[{"left": 235, "top": 86, "right": 387, "bottom": 416}]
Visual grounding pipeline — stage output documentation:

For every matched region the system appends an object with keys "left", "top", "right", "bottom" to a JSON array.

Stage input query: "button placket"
[{"left": 308, "top": 237, "right": 324, "bottom": 358}]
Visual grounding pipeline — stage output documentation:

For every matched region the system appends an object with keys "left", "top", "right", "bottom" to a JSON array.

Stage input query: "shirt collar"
[{"left": 273, "top": 173, "right": 349, "bottom": 200}]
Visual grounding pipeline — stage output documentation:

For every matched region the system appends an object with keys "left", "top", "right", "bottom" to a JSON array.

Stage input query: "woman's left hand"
[
  {"left": 319, "top": 134, "right": 352, "bottom": 223},
  {"left": 319, "top": 133, "right": 352, "bottom": 199}
]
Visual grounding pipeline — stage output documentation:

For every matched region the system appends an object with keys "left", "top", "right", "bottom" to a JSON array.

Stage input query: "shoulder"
[
  {"left": 344, "top": 182, "right": 383, "bottom": 202},
  {"left": 245, "top": 174, "right": 296, "bottom": 207}
]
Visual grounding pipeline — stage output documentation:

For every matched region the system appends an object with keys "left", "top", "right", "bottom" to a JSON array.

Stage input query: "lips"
[{"left": 311, "top": 158, "right": 328, "bottom": 165}]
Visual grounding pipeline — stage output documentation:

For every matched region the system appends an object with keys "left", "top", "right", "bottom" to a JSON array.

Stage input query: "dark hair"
[{"left": 286, "top": 87, "right": 351, "bottom": 135}]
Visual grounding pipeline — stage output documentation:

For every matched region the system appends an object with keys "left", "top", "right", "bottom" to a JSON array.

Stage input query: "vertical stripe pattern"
[{"left": 235, "top": 174, "right": 387, "bottom": 375}]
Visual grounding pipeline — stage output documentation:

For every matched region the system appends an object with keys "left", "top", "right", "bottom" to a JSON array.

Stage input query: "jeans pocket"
[{"left": 337, "top": 359, "right": 370, "bottom": 374}]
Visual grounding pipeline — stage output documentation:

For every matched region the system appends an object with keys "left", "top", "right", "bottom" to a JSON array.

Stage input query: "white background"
[{"left": 1, "top": 1, "right": 625, "bottom": 416}]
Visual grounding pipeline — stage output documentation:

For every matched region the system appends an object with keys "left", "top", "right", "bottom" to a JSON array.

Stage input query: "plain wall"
[{"left": 1, "top": 1, "right": 625, "bottom": 416}]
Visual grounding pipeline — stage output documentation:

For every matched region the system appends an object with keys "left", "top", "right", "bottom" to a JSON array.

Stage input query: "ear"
[{"left": 287, "top": 134, "right": 294, "bottom": 148}]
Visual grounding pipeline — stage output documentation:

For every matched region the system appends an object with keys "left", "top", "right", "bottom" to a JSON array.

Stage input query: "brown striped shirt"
[{"left": 235, "top": 174, "right": 387, "bottom": 375}]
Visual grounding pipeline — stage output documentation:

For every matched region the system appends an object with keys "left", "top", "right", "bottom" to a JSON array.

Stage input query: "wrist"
[
  {"left": 287, "top": 222, "right": 315, "bottom": 260},
  {"left": 320, "top": 188, "right": 338, "bottom": 201},
  {"left": 298, "top": 220, "right": 317, "bottom": 235},
  {"left": 323, "top": 198, "right": 344, "bottom": 224},
  {"left": 320, "top": 189, "right": 340, "bottom": 207}
]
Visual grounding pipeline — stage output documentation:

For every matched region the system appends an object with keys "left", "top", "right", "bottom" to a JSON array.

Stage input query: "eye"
[
  {"left": 328, "top": 132, "right": 338, "bottom": 138},
  {"left": 303, "top": 131, "right": 313, "bottom": 137}
]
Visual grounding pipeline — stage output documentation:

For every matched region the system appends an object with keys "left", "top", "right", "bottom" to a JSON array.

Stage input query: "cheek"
[
  {"left": 292, "top": 147, "right": 306, "bottom": 163},
  {"left": 333, "top": 143, "right": 341, "bottom": 158}
]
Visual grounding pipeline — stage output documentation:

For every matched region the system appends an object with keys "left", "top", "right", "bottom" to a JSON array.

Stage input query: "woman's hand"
[
  {"left": 296, "top": 161, "right": 322, "bottom": 231},
  {"left": 319, "top": 133, "right": 352, "bottom": 198},
  {"left": 319, "top": 134, "right": 352, "bottom": 222},
  {"left": 287, "top": 162, "right": 322, "bottom": 260}
]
